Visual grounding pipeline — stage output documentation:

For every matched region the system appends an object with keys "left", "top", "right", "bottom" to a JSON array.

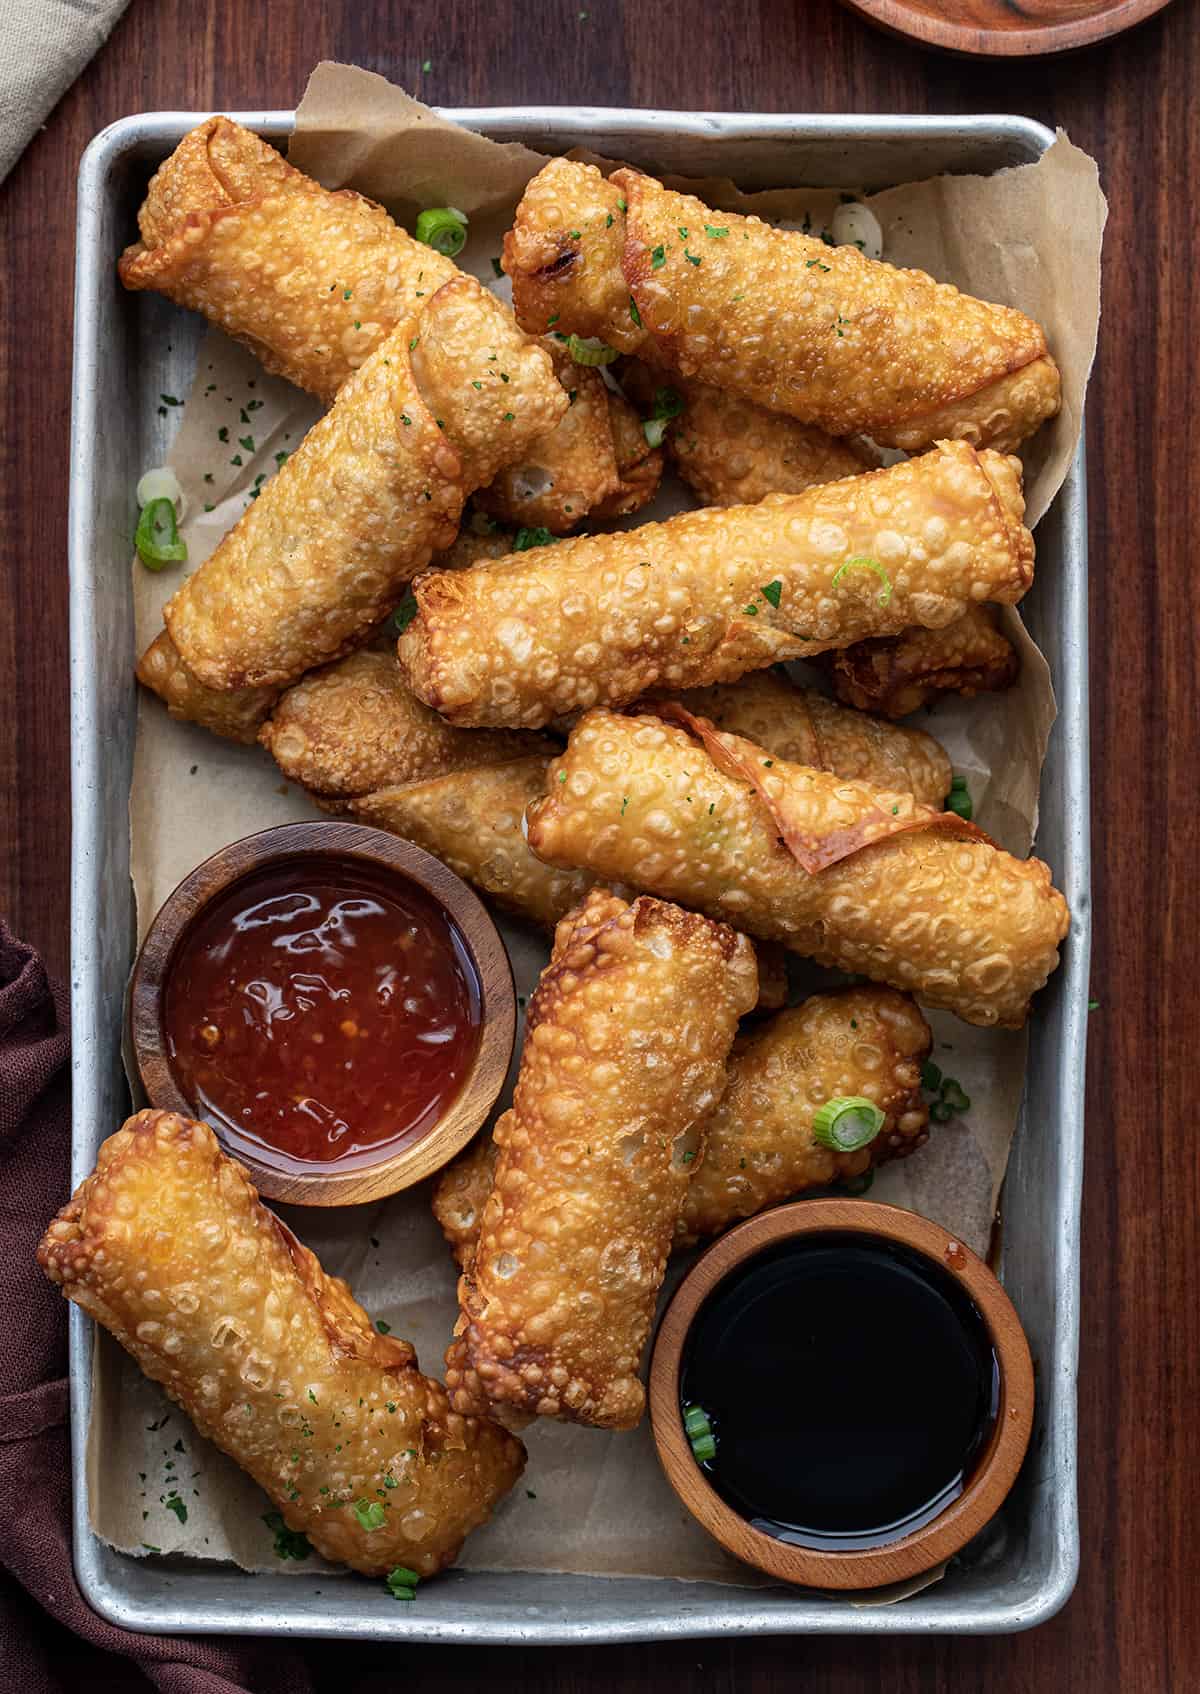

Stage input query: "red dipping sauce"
[{"left": 164, "top": 860, "right": 482, "bottom": 1173}]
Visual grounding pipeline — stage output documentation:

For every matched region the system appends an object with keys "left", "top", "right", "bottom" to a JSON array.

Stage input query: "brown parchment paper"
[{"left": 98, "top": 63, "right": 1103, "bottom": 1591}]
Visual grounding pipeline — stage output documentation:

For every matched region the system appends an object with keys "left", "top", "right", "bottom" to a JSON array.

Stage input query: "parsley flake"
[{"left": 761, "top": 579, "right": 782, "bottom": 608}]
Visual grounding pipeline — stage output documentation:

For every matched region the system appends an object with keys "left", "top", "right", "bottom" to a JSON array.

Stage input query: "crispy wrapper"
[
  {"left": 37, "top": 1110, "right": 524, "bottom": 1578},
  {"left": 670, "top": 671, "right": 951, "bottom": 805},
  {"left": 396, "top": 440, "right": 1034, "bottom": 729},
  {"left": 431, "top": 522, "right": 516, "bottom": 571},
  {"left": 135, "top": 630, "right": 281, "bottom": 744},
  {"left": 621, "top": 364, "right": 869, "bottom": 507},
  {"left": 161, "top": 278, "right": 566, "bottom": 692},
  {"left": 434, "top": 986, "right": 931, "bottom": 1266},
  {"left": 589, "top": 390, "right": 665, "bottom": 519},
  {"left": 444, "top": 890, "right": 758, "bottom": 1429},
  {"left": 260, "top": 649, "right": 550, "bottom": 802},
  {"left": 119, "top": 118, "right": 459, "bottom": 403},
  {"left": 829, "top": 602, "right": 1020, "bottom": 719},
  {"left": 525, "top": 710, "right": 1069, "bottom": 1028},
  {"left": 504, "top": 158, "right": 1061, "bottom": 454},
  {"left": 351, "top": 758, "right": 595, "bottom": 931}
]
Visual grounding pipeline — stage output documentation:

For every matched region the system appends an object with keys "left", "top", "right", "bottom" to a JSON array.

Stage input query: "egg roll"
[
  {"left": 432, "top": 521, "right": 516, "bottom": 571},
  {"left": 351, "top": 758, "right": 596, "bottom": 931},
  {"left": 119, "top": 118, "right": 460, "bottom": 403},
  {"left": 136, "top": 630, "right": 281, "bottom": 744},
  {"left": 38, "top": 1109, "right": 524, "bottom": 1578},
  {"left": 526, "top": 708, "right": 1069, "bottom": 1028},
  {"left": 504, "top": 158, "right": 1061, "bottom": 454},
  {"left": 444, "top": 889, "right": 758, "bottom": 1429},
  {"left": 434, "top": 986, "right": 931, "bottom": 1267},
  {"left": 397, "top": 440, "right": 1034, "bottom": 729},
  {"left": 260, "top": 649, "right": 550, "bottom": 803},
  {"left": 589, "top": 390, "right": 665, "bottom": 519},
  {"left": 671, "top": 672, "right": 951, "bottom": 804},
  {"left": 621, "top": 364, "right": 869, "bottom": 507},
  {"left": 161, "top": 277, "right": 566, "bottom": 692},
  {"left": 829, "top": 602, "right": 1020, "bottom": 719}
]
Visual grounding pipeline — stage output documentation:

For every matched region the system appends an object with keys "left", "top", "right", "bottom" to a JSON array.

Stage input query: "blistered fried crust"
[
  {"left": 37, "top": 1110, "right": 524, "bottom": 1577},
  {"left": 436, "top": 985, "right": 930, "bottom": 1266},
  {"left": 396, "top": 441, "right": 1034, "bottom": 729},
  {"left": 120, "top": 118, "right": 458, "bottom": 403},
  {"left": 431, "top": 523, "right": 515, "bottom": 571},
  {"left": 589, "top": 389, "right": 665, "bottom": 519},
  {"left": 622, "top": 364, "right": 869, "bottom": 507},
  {"left": 504, "top": 158, "right": 1060, "bottom": 453},
  {"left": 830, "top": 603, "right": 1020, "bottom": 719},
  {"left": 136, "top": 630, "right": 280, "bottom": 743},
  {"left": 351, "top": 758, "right": 595, "bottom": 930},
  {"left": 260, "top": 650, "right": 549, "bottom": 801},
  {"left": 526, "top": 710, "right": 1069, "bottom": 1028},
  {"left": 676, "top": 988, "right": 931, "bottom": 1244},
  {"left": 163, "top": 279, "right": 565, "bottom": 692},
  {"left": 672, "top": 673, "right": 951, "bottom": 804},
  {"left": 445, "top": 891, "right": 757, "bottom": 1429},
  {"left": 476, "top": 341, "right": 620, "bottom": 533}
]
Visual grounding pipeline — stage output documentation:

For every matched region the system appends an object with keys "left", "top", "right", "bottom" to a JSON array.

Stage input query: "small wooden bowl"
[
  {"left": 649, "top": 1199, "right": 1034, "bottom": 1591},
  {"left": 129, "top": 820, "right": 516, "bottom": 1207},
  {"left": 838, "top": 0, "right": 1173, "bottom": 57}
]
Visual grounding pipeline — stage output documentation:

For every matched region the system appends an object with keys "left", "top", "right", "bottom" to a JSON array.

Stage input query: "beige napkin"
[{"left": 1, "top": 0, "right": 131, "bottom": 185}]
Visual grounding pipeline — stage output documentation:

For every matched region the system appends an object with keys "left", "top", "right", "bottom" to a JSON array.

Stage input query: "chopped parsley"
[
  {"left": 491, "top": 257, "right": 503, "bottom": 277},
  {"left": 761, "top": 579, "right": 782, "bottom": 608},
  {"left": 684, "top": 251, "right": 701, "bottom": 267},
  {"left": 514, "top": 526, "right": 554, "bottom": 551},
  {"left": 629, "top": 296, "right": 642, "bottom": 328},
  {"left": 391, "top": 595, "right": 418, "bottom": 635},
  {"left": 616, "top": 196, "right": 627, "bottom": 213},
  {"left": 262, "top": 1511, "right": 311, "bottom": 1561},
  {"left": 163, "top": 1495, "right": 187, "bottom": 1525},
  {"left": 650, "top": 244, "right": 666, "bottom": 270},
  {"left": 376, "top": 1319, "right": 391, "bottom": 1334}
]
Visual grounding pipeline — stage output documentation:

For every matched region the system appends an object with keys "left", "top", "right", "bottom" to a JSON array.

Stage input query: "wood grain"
[
  {"left": 839, "top": 0, "right": 1175, "bottom": 58},
  {"left": 649, "top": 1201, "right": 1034, "bottom": 1590},
  {"left": 128, "top": 821, "right": 515, "bottom": 1206},
  {"left": 0, "top": 0, "right": 1196, "bottom": 1684}
]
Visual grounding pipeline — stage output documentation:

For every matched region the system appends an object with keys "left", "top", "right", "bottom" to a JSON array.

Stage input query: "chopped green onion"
[
  {"left": 831, "top": 555, "right": 893, "bottom": 606},
  {"left": 262, "top": 1511, "right": 311, "bottom": 1561},
  {"left": 920, "top": 1060, "right": 943, "bottom": 1092},
  {"left": 643, "top": 418, "right": 668, "bottom": 448},
  {"left": 940, "top": 1079, "right": 971, "bottom": 1114},
  {"left": 691, "top": 1433, "right": 716, "bottom": 1463},
  {"left": 514, "top": 526, "right": 554, "bottom": 551},
  {"left": 390, "top": 594, "right": 418, "bottom": 636},
  {"left": 135, "top": 497, "right": 188, "bottom": 571},
  {"left": 386, "top": 1565, "right": 419, "bottom": 1601},
  {"left": 945, "top": 784, "right": 973, "bottom": 821},
  {"left": 682, "top": 1403, "right": 717, "bottom": 1464},
  {"left": 811, "top": 1095, "right": 886, "bottom": 1152},
  {"left": 1088, "top": 998, "right": 1100, "bottom": 1011},
  {"left": 565, "top": 333, "right": 619, "bottom": 366},
  {"left": 353, "top": 1499, "right": 387, "bottom": 1531},
  {"left": 842, "top": 1169, "right": 876, "bottom": 1197},
  {"left": 414, "top": 207, "right": 468, "bottom": 258},
  {"left": 950, "top": 774, "right": 968, "bottom": 791},
  {"left": 931, "top": 1101, "right": 954, "bottom": 1123},
  {"left": 642, "top": 385, "right": 683, "bottom": 444}
]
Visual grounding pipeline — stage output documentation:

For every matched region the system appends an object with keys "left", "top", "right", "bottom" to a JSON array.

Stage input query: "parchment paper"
[{"left": 98, "top": 64, "right": 1104, "bottom": 1590}]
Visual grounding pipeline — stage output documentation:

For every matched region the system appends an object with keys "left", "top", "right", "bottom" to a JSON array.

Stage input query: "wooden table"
[{"left": 1, "top": 0, "right": 1194, "bottom": 1686}]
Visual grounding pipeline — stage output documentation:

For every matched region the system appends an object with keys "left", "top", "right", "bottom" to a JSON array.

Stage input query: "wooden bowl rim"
[
  {"left": 128, "top": 819, "right": 516, "bottom": 1207},
  {"left": 649, "top": 1198, "right": 1035, "bottom": 1590},
  {"left": 839, "top": 0, "right": 1172, "bottom": 55}
]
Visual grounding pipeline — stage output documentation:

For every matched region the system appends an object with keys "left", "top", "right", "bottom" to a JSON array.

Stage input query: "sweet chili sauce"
[{"left": 164, "top": 859, "right": 481, "bottom": 1173}]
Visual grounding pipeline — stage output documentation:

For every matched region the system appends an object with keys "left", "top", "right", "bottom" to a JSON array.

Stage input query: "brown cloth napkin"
[{"left": 0, "top": 917, "right": 315, "bottom": 1692}]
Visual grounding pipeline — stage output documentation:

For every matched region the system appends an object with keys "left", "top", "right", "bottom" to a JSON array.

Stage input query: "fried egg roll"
[
  {"left": 432, "top": 522, "right": 516, "bottom": 571},
  {"left": 525, "top": 709, "right": 1069, "bottom": 1028},
  {"left": 672, "top": 672, "right": 951, "bottom": 804},
  {"left": 829, "top": 602, "right": 1020, "bottom": 719},
  {"left": 162, "top": 277, "right": 566, "bottom": 692},
  {"left": 444, "top": 889, "right": 757, "bottom": 1429},
  {"left": 621, "top": 365, "right": 869, "bottom": 507},
  {"left": 260, "top": 649, "right": 549, "bottom": 802},
  {"left": 120, "top": 118, "right": 460, "bottom": 403},
  {"left": 590, "top": 390, "right": 665, "bottom": 519},
  {"left": 136, "top": 630, "right": 281, "bottom": 744},
  {"left": 434, "top": 986, "right": 930, "bottom": 1267},
  {"left": 38, "top": 1110, "right": 524, "bottom": 1578},
  {"left": 504, "top": 159, "right": 1061, "bottom": 454},
  {"left": 352, "top": 758, "right": 596, "bottom": 930},
  {"left": 397, "top": 441, "right": 1034, "bottom": 728}
]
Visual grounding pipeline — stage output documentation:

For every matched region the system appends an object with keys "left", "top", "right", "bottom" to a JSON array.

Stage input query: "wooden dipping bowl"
[
  {"left": 129, "top": 820, "right": 516, "bottom": 1207},
  {"left": 649, "top": 1199, "right": 1035, "bottom": 1591}
]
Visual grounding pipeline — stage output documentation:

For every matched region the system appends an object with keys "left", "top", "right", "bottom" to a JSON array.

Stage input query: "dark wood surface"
[{"left": 0, "top": 0, "right": 1194, "bottom": 1686}]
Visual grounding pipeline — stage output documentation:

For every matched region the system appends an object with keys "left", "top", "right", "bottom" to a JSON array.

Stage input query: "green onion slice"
[
  {"left": 811, "top": 1096, "right": 886, "bottom": 1152},
  {"left": 691, "top": 1433, "right": 717, "bottom": 1463},
  {"left": 930, "top": 1100, "right": 955, "bottom": 1123},
  {"left": 414, "top": 206, "right": 468, "bottom": 257},
  {"left": 353, "top": 1499, "right": 387, "bottom": 1531},
  {"left": 135, "top": 497, "right": 187, "bottom": 571},
  {"left": 682, "top": 1403, "right": 717, "bottom": 1464},
  {"left": 566, "top": 333, "right": 619, "bottom": 366},
  {"left": 831, "top": 555, "right": 893, "bottom": 605},
  {"left": 643, "top": 417, "right": 668, "bottom": 448},
  {"left": 940, "top": 1079, "right": 971, "bottom": 1113},
  {"left": 514, "top": 526, "right": 554, "bottom": 551},
  {"left": 945, "top": 785, "right": 973, "bottom": 821},
  {"left": 386, "top": 1564, "right": 420, "bottom": 1601},
  {"left": 642, "top": 386, "right": 684, "bottom": 447}
]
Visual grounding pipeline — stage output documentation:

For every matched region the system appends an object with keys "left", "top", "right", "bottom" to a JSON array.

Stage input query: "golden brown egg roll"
[
  {"left": 260, "top": 649, "right": 550, "bottom": 802},
  {"left": 161, "top": 277, "right": 566, "bottom": 692},
  {"left": 504, "top": 158, "right": 1061, "bottom": 454},
  {"left": 444, "top": 889, "right": 758, "bottom": 1429},
  {"left": 525, "top": 708, "right": 1069, "bottom": 1028},
  {"left": 829, "top": 602, "right": 1020, "bottom": 719},
  {"left": 119, "top": 118, "right": 460, "bottom": 403},
  {"left": 671, "top": 672, "right": 951, "bottom": 804},
  {"left": 620, "top": 364, "right": 869, "bottom": 507},
  {"left": 136, "top": 630, "right": 281, "bottom": 744},
  {"left": 38, "top": 1109, "right": 524, "bottom": 1578},
  {"left": 431, "top": 521, "right": 516, "bottom": 571},
  {"left": 396, "top": 441, "right": 1034, "bottom": 729},
  {"left": 589, "top": 389, "right": 665, "bottom": 519},
  {"left": 434, "top": 986, "right": 930, "bottom": 1267}
]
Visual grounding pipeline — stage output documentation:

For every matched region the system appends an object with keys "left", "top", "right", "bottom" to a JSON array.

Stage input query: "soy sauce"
[{"left": 678, "top": 1234, "right": 998, "bottom": 1551}]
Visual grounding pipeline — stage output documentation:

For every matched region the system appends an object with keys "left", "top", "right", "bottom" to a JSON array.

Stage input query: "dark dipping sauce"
[
  {"left": 164, "top": 859, "right": 481, "bottom": 1173},
  {"left": 679, "top": 1234, "right": 999, "bottom": 1552}
]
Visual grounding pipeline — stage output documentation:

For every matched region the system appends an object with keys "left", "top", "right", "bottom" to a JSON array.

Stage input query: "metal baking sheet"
[{"left": 67, "top": 108, "right": 1089, "bottom": 1641}]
